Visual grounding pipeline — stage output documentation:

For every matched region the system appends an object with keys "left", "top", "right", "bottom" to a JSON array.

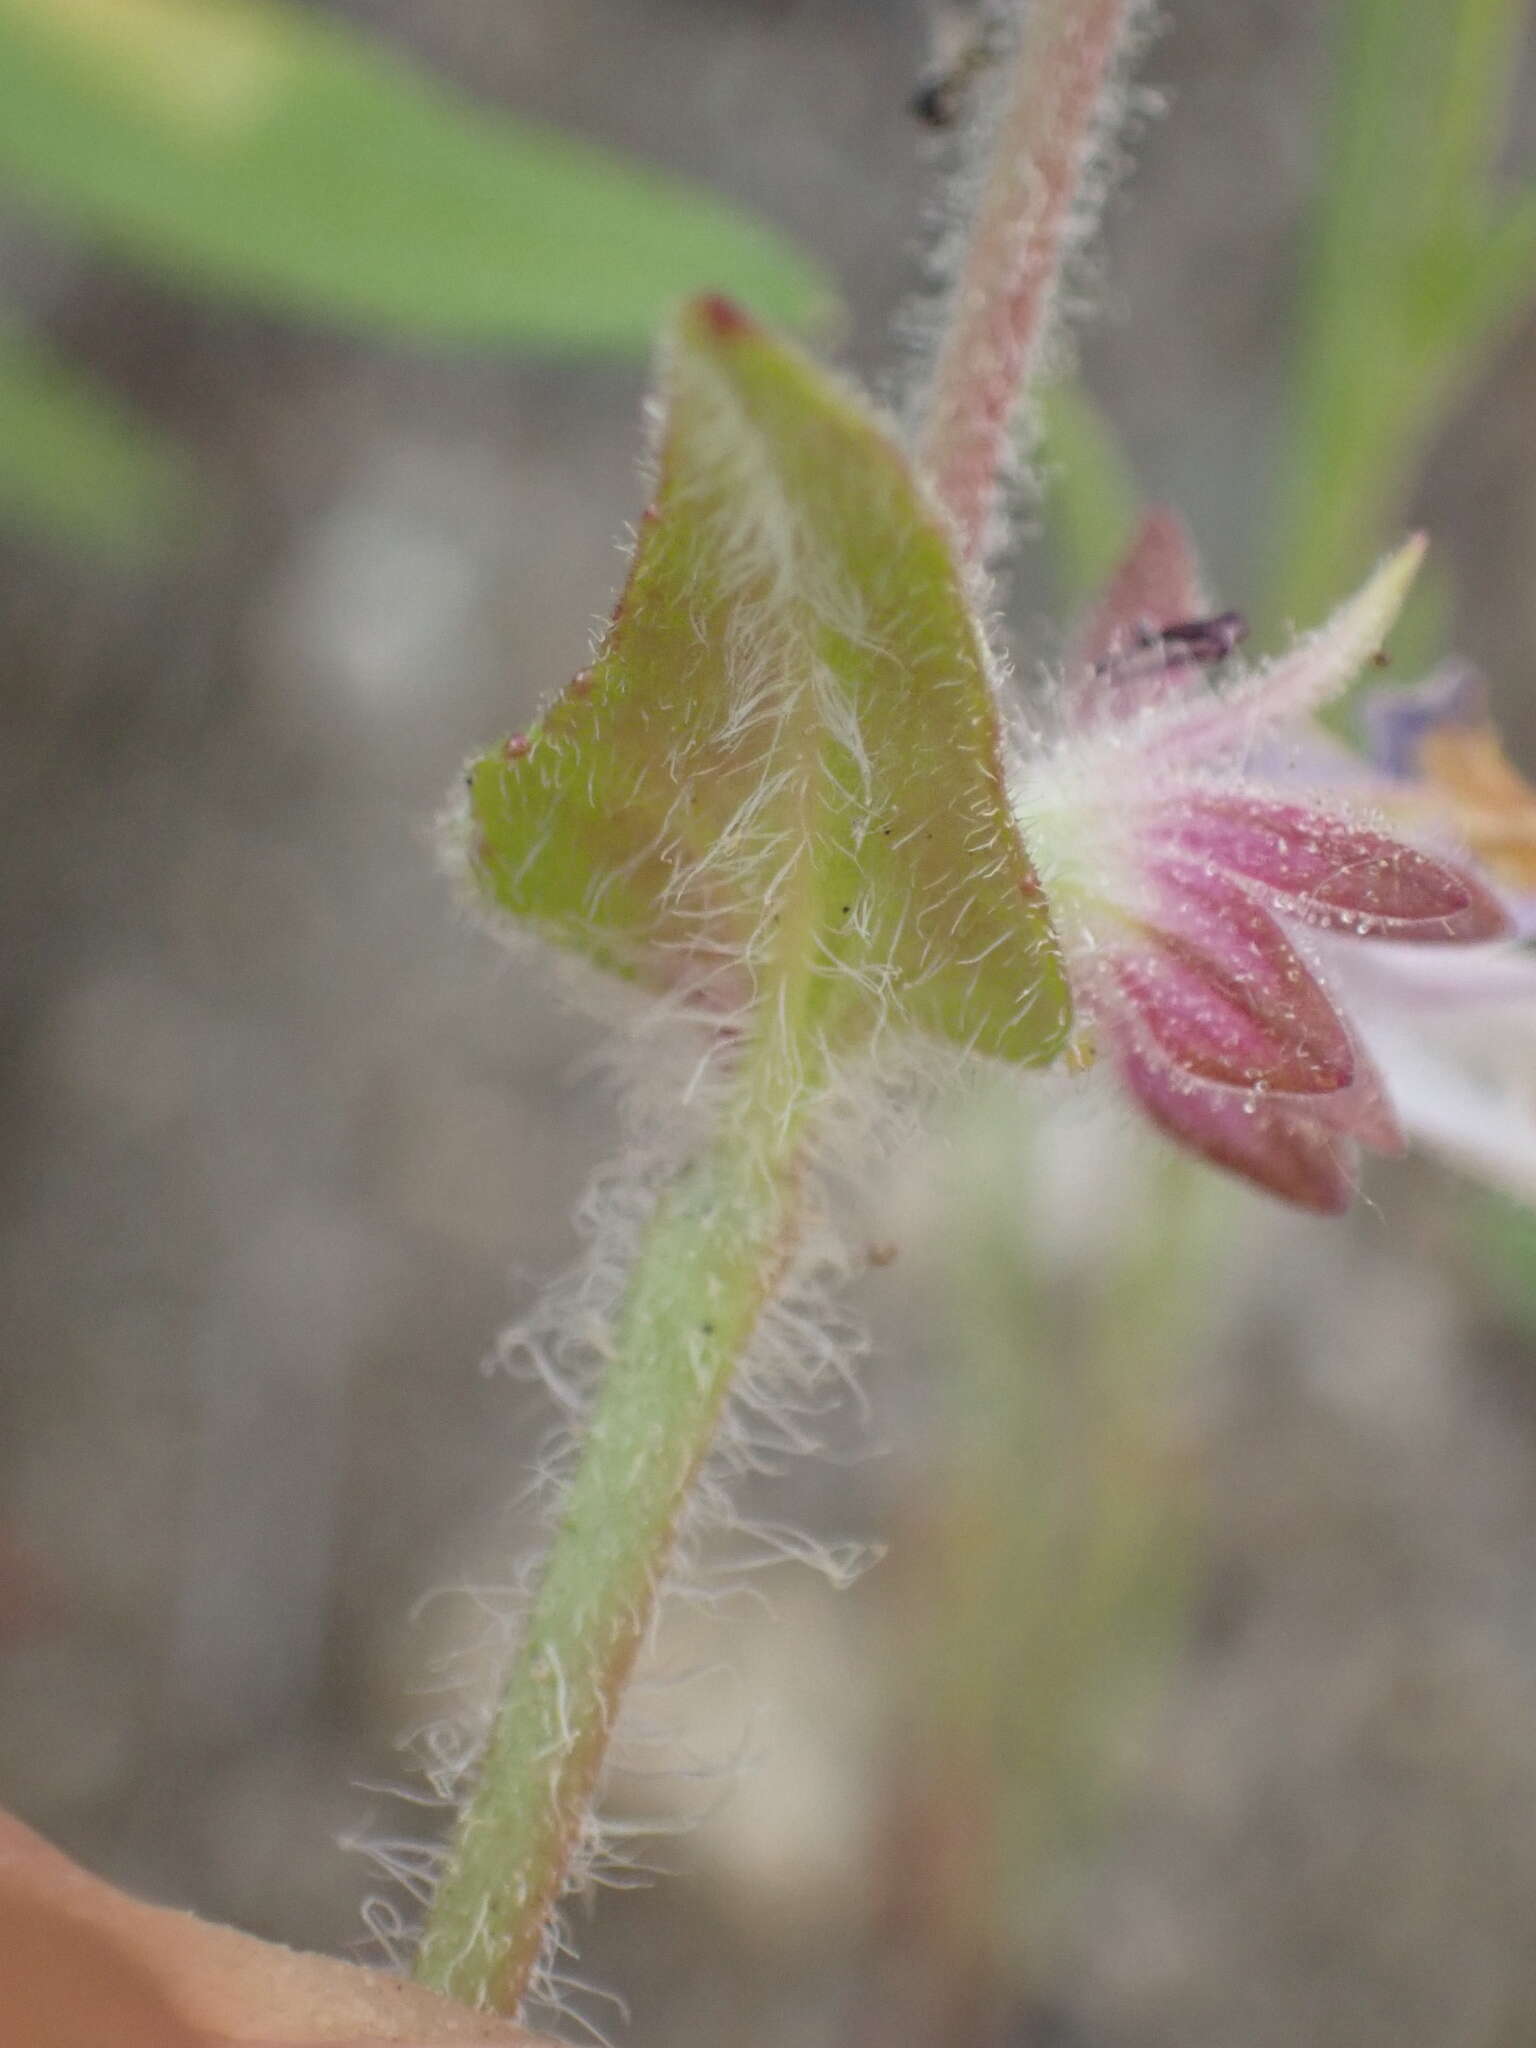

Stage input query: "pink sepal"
[
  {"left": 1117, "top": 1034, "right": 1358, "bottom": 1214},
  {"left": 1141, "top": 792, "right": 1512, "bottom": 941},
  {"left": 1296, "top": 1027, "right": 1404, "bottom": 1154},
  {"left": 1107, "top": 861, "right": 1356, "bottom": 1094}
]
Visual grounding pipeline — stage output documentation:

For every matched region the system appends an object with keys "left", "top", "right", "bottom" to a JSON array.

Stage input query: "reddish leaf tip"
[{"left": 692, "top": 294, "right": 755, "bottom": 340}]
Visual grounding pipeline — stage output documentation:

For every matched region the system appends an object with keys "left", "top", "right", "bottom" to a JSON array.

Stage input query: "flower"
[
  {"left": 1010, "top": 514, "right": 1513, "bottom": 1213},
  {"left": 1320, "top": 663, "right": 1536, "bottom": 1202},
  {"left": 1362, "top": 660, "right": 1536, "bottom": 903}
]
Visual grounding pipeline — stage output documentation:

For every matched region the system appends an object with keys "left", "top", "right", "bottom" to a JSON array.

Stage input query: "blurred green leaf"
[
  {"left": 1039, "top": 378, "right": 1140, "bottom": 607},
  {"left": 463, "top": 299, "right": 1069, "bottom": 1067},
  {"left": 0, "top": 328, "right": 185, "bottom": 551},
  {"left": 1470, "top": 1193, "right": 1536, "bottom": 1326},
  {"left": 918, "top": 1105, "right": 1211, "bottom": 1993},
  {"left": 1461, "top": 187, "right": 1536, "bottom": 341},
  {"left": 0, "top": 0, "right": 832, "bottom": 350},
  {"left": 1266, "top": 0, "right": 1536, "bottom": 638}
]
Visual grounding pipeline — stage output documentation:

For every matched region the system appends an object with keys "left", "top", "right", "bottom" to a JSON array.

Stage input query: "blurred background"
[{"left": 4, "top": 3, "right": 1536, "bottom": 2045}]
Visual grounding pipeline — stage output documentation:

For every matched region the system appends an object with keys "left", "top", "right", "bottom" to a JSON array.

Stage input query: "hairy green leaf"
[
  {"left": 464, "top": 299, "right": 1069, "bottom": 1067},
  {"left": 0, "top": 0, "right": 831, "bottom": 349}
]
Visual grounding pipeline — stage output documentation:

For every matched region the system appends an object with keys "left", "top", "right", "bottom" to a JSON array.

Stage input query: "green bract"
[
  {"left": 0, "top": 0, "right": 830, "bottom": 349},
  {"left": 465, "top": 299, "right": 1069, "bottom": 1068}
]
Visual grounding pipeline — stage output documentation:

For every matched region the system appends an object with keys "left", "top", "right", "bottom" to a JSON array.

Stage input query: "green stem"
[
  {"left": 415, "top": 1019, "right": 821, "bottom": 2012},
  {"left": 417, "top": 0, "right": 1142, "bottom": 2010}
]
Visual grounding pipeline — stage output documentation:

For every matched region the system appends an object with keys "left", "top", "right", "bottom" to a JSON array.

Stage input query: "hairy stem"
[
  {"left": 917, "top": 0, "right": 1137, "bottom": 561},
  {"left": 415, "top": 1016, "right": 821, "bottom": 2013},
  {"left": 416, "top": 1, "right": 1143, "bottom": 2010}
]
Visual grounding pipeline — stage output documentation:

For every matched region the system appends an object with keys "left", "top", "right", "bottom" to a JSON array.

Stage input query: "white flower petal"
[
  {"left": 1358, "top": 1016, "right": 1536, "bottom": 1204},
  {"left": 1328, "top": 937, "right": 1536, "bottom": 1012}
]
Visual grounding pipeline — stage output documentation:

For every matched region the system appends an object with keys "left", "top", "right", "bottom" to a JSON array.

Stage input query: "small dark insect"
[
  {"left": 1155, "top": 611, "right": 1248, "bottom": 667},
  {"left": 911, "top": 8, "right": 995, "bottom": 127},
  {"left": 1091, "top": 610, "right": 1249, "bottom": 689}
]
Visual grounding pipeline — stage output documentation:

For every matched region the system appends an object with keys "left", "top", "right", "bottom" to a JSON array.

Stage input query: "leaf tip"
[
  {"left": 688, "top": 294, "right": 758, "bottom": 344},
  {"left": 1364, "top": 530, "right": 1430, "bottom": 649}
]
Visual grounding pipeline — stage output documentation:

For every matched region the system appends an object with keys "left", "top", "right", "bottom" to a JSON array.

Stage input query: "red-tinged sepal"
[
  {"left": 1304, "top": 1030, "right": 1406, "bottom": 1156},
  {"left": 1141, "top": 792, "right": 1512, "bottom": 942},
  {"left": 1103, "top": 861, "right": 1357, "bottom": 1095},
  {"left": 1116, "top": 1034, "right": 1359, "bottom": 1215}
]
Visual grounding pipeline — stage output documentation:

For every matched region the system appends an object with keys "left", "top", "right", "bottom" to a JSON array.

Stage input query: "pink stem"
[{"left": 917, "top": 0, "right": 1137, "bottom": 562}]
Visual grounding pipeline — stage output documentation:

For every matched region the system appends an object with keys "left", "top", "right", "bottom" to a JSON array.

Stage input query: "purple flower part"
[
  {"left": 1019, "top": 526, "right": 1519, "bottom": 1211},
  {"left": 1362, "top": 660, "right": 1488, "bottom": 779}
]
